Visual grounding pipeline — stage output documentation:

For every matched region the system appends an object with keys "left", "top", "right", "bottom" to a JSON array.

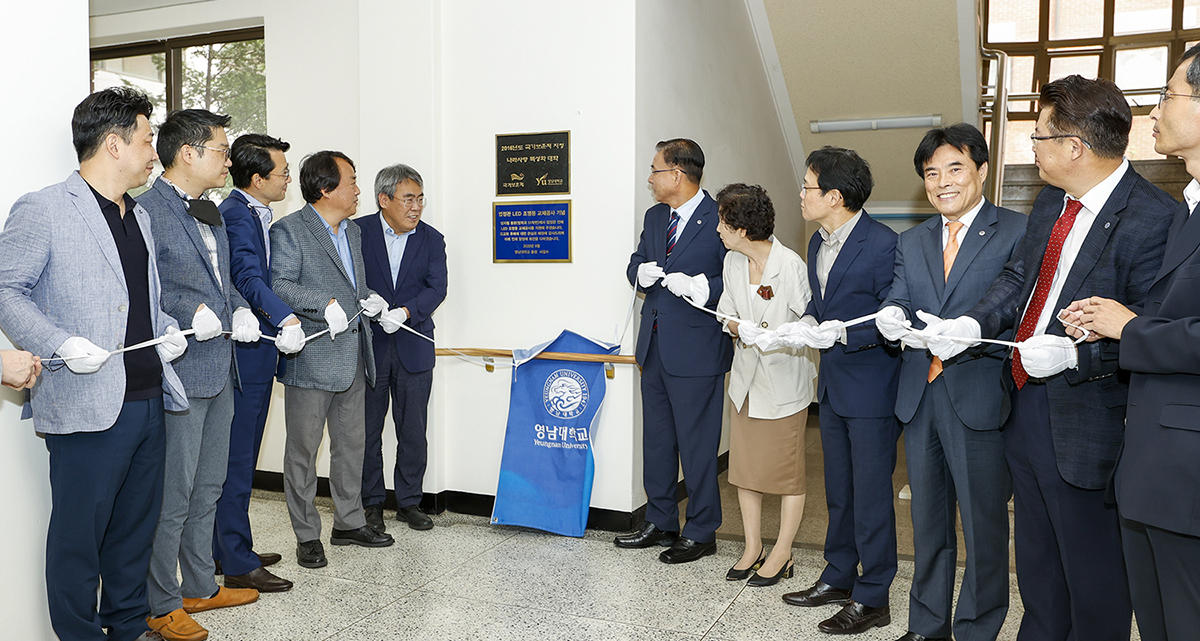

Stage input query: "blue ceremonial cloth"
[{"left": 492, "top": 330, "right": 618, "bottom": 537}]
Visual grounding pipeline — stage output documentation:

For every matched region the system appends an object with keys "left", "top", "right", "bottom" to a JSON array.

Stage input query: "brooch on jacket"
[{"left": 757, "top": 285, "right": 773, "bottom": 300}]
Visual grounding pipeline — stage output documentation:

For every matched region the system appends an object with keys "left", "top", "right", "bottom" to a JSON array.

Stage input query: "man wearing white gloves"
[
  {"left": 921, "top": 76, "right": 1175, "bottom": 640},
  {"left": 136, "top": 109, "right": 263, "bottom": 640},
  {"left": 619, "top": 139, "right": 732, "bottom": 565},
  {"left": 0, "top": 87, "right": 188, "bottom": 641},
  {"left": 272, "top": 151, "right": 393, "bottom": 569}
]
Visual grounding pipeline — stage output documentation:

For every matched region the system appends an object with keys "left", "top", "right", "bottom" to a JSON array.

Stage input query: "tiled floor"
[{"left": 197, "top": 419, "right": 1140, "bottom": 640}]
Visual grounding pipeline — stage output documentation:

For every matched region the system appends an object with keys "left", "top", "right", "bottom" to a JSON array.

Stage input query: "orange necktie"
[{"left": 929, "top": 220, "right": 964, "bottom": 383}]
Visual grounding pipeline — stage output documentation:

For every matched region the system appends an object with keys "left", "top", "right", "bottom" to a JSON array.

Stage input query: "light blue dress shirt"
[
  {"left": 319, "top": 215, "right": 356, "bottom": 284},
  {"left": 382, "top": 216, "right": 417, "bottom": 286}
]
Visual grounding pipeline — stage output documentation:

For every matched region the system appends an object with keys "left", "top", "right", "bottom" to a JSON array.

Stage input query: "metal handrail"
[{"left": 980, "top": 47, "right": 1008, "bottom": 205}]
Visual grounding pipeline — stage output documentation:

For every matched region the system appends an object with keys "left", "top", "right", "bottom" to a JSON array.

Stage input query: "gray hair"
[{"left": 374, "top": 163, "right": 424, "bottom": 199}]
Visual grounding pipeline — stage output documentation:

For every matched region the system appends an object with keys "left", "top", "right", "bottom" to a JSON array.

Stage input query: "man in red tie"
[{"left": 922, "top": 75, "right": 1176, "bottom": 641}]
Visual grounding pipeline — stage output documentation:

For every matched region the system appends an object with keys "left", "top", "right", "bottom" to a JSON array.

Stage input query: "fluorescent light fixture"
[{"left": 810, "top": 115, "right": 942, "bottom": 133}]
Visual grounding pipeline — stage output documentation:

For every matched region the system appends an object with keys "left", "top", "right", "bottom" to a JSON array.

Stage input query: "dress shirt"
[
  {"left": 381, "top": 215, "right": 416, "bottom": 285},
  {"left": 234, "top": 188, "right": 274, "bottom": 265},
  {"left": 1184, "top": 178, "right": 1200, "bottom": 215},
  {"left": 1021, "top": 159, "right": 1129, "bottom": 336},
  {"left": 942, "top": 199, "right": 984, "bottom": 250},
  {"left": 319, "top": 215, "right": 356, "bottom": 284},
  {"left": 161, "top": 177, "right": 222, "bottom": 288},
  {"left": 670, "top": 188, "right": 705, "bottom": 246},
  {"left": 816, "top": 210, "right": 862, "bottom": 297}
]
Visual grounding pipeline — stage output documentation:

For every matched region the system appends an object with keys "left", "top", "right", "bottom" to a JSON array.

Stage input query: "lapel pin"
[
  {"left": 979, "top": 230, "right": 986, "bottom": 235},
  {"left": 1104, "top": 222, "right": 1111, "bottom": 229}
]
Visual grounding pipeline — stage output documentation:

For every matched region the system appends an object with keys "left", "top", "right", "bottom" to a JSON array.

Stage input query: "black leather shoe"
[
  {"left": 895, "top": 633, "right": 949, "bottom": 641},
  {"left": 364, "top": 504, "right": 386, "bottom": 533},
  {"left": 747, "top": 558, "right": 793, "bottom": 587},
  {"left": 818, "top": 601, "right": 891, "bottom": 634},
  {"left": 726, "top": 548, "right": 766, "bottom": 581},
  {"left": 331, "top": 525, "right": 395, "bottom": 547},
  {"left": 397, "top": 506, "right": 433, "bottom": 531},
  {"left": 224, "top": 566, "right": 294, "bottom": 592},
  {"left": 782, "top": 580, "right": 852, "bottom": 607},
  {"left": 297, "top": 540, "right": 327, "bottom": 568},
  {"left": 659, "top": 537, "right": 716, "bottom": 564},
  {"left": 256, "top": 551, "right": 282, "bottom": 568},
  {"left": 614, "top": 523, "right": 680, "bottom": 549}
]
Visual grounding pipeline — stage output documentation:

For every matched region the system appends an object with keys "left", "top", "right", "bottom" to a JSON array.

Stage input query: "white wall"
[{"left": 0, "top": 2, "right": 90, "bottom": 636}]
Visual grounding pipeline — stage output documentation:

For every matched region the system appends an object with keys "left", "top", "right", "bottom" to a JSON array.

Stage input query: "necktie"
[
  {"left": 929, "top": 220, "right": 965, "bottom": 382},
  {"left": 666, "top": 211, "right": 679, "bottom": 257},
  {"left": 1011, "top": 198, "right": 1082, "bottom": 389}
]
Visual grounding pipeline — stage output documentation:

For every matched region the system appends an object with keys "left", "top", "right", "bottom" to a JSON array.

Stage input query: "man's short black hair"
[
  {"left": 1039, "top": 75, "right": 1130, "bottom": 159},
  {"left": 806, "top": 146, "right": 874, "bottom": 212},
  {"left": 157, "top": 109, "right": 232, "bottom": 169},
  {"left": 716, "top": 183, "right": 774, "bottom": 242},
  {"left": 230, "top": 133, "right": 291, "bottom": 189},
  {"left": 913, "top": 123, "right": 990, "bottom": 177},
  {"left": 300, "top": 151, "right": 355, "bottom": 204},
  {"left": 655, "top": 138, "right": 704, "bottom": 184},
  {"left": 71, "top": 87, "right": 153, "bottom": 162}
]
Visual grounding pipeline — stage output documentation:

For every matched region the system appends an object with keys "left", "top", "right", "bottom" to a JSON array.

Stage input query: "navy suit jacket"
[
  {"left": 806, "top": 211, "right": 900, "bottom": 418},
  {"left": 884, "top": 200, "right": 1027, "bottom": 428},
  {"left": 354, "top": 214, "right": 447, "bottom": 374},
  {"left": 1117, "top": 199, "right": 1200, "bottom": 537},
  {"left": 965, "top": 166, "right": 1176, "bottom": 489},
  {"left": 626, "top": 191, "right": 733, "bottom": 377}
]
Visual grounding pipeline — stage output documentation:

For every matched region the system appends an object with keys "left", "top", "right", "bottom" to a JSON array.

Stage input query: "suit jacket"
[
  {"left": 966, "top": 165, "right": 1176, "bottom": 489},
  {"left": 626, "top": 191, "right": 733, "bottom": 377},
  {"left": 716, "top": 238, "right": 816, "bottom": 419},
  {"left": 0, "top": 171, "right": 188, "bottom": 433},
  {"left": 806, "top": 211, "right": 900, "bottom": 418},
  {"left": 354, "top": 214, "right": 447, "bottom": 374},
  {"left": 137, "top": 177, "right": 247, "bottom": 398},
  {"left": 1117, "top": 199, "right": 1200, "bottom": 537},
  {"left": 271, "top": 204, "right": 376, "bottom": 392},
  {"left": 220, "top": 190, "right": 294, "bottom": 334},
  {"left": 884, "top": 200, "right": 1027, "bottom": 428}
]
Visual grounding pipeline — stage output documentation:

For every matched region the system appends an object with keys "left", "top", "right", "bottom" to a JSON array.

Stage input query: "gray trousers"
[
  {"left": 283, "top": 366, "right": 368, "bottom": 542},
  {"left": 147, "top": 374, "right": 234, "bottom": 616}
]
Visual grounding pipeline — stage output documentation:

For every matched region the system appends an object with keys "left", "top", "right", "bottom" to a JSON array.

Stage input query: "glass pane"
[
  {"left": 988, "top": 0, "right": 1039, "bottom": 42},
  {"left": 91, "top": 54, "right": 167, "bottom": 128},
  {"left": 1114, "top": 0, "right": 1171, "bottom": 35},
  {"left": 1115, "top": 46, "right": 1168, "bottom": 95},
  {"left": 1049, "top": 0, "right": 1104, "bottom": 40},
  {"left": 1003, "top": 119, "right": 1037, "bottom": 165},
  {"left": 1127, "top": 115, "right": 1166, "bottom": 160},
  {"left": 1009, "top": 56, "right": 1037, "bottom": 113},
  {"left": 1185, "top": 0, "right": 1200, "bottom": 29},
  {"left": 1049, "top": 55, "right": 1100, "bottom": 82}
]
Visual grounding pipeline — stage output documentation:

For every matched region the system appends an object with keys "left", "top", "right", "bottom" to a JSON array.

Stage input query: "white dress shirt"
[
  {"left": 816, "top": 210, "right": 862, "bottom": 297},
  {"left": 669, "top": 188, "right": 705, "bottom": 246},
  {"left": 942, "top": 199, "right": 984, "bottom": 250}
]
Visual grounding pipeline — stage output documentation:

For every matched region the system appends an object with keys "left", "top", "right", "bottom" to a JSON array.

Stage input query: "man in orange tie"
[
  {"left": 921, "top": 76, "right": 1176, "bottom": 641},
  {"left": 875, "top": 124, "right": 1025, "bottom": 641}
]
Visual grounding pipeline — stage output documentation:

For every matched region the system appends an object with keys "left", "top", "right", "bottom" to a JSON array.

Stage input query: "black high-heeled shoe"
[
  {"left": 747, "top": 558, "right": 794, "bottom": 587},
  {"left": 725, "top": 548, "right": 767, "bottom": 581}
]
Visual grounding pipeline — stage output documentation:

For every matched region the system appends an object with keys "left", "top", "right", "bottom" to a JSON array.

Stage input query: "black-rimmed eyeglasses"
[{"left": 1030, "top": 133, "right": 1093, "bottom": 150}]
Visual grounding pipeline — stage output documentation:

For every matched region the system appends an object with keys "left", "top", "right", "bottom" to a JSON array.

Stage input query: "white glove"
[
  {"left": 379, "top": 307, "right": 408, "bottom": 334},
  {"left": 324, "top": 300, "right": 349, "bottom": 339},
  {"left": 57, "top": 336, "right": 110, "bottom": 374},
  {"left": 275, "top": 323, "right": 305, "bottom": 354},
  {"left": 753, "top": 330, "right": 780, "bottom": 351},
  {"left": 917, "top": 311, "right": 980, "bottom": 361},
  {"left": 1018, "top": 334, "right": 1078, "bottom": 378},
  {"left": 875, "top": 306, "right": 910, "bottom": 342},
  {"left": 191, "top": 304, "right": 223, "bottom": 341},
  {"left": 230, "top": 308, "right": 262, "bottom": 343},
  {"left": 737, "top": 324, "right": 765, "bottom": 345},
  {"left": 359, "top": 293, "right": 387, "bottom": 318},
  {"left": 637, "top": 261, "right": 666, "bottom": 288},
  {"left": 662, "top": 272, "right": 710, "bottom": 305},
  {"left": 900, "top": 331, "right": 930, "bottom": 351},
  {"left": 808, "top": 320, "right": 843, "bottom": 349},
  {"left": 156, "top": 326, "right": 188, "bottom": 363}
]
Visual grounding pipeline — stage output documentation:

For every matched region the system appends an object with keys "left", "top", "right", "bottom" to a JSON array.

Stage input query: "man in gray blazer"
[
  {"left": 137, "top": 109, "right": 263, "bottom": 640},
  {"left": 876, "top": 124, "right": 1026, "bottom": 641},
  {"left": 272, "top": 150, "right": 393, "bottom": 568},
  {"left": 0, "top": 87, "right": 188, "bottom": 641}
]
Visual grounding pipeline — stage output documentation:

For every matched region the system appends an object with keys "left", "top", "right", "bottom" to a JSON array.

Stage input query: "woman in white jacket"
[{"left": 715, "top": 183, "right": 817, "bottom": 587}]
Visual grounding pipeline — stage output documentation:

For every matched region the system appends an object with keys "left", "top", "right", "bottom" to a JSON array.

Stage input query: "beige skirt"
[{"left": 728, "top": 400, "right": 807, "bottom": 496}]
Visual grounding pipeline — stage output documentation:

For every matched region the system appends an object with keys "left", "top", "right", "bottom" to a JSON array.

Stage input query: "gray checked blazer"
[
  {"left": 0, "top": 172, "right": 188, "bottom": 434},
  {"left": 137, "top": 177, "right": 248, "bottom": 399},
  {"left": 270, "top": 204, "right": 376, "bottom": 391}
]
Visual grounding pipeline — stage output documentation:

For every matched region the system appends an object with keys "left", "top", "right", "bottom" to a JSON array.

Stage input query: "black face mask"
[{"left": 187, "top": 199, "right": 223, "bottom": 226}]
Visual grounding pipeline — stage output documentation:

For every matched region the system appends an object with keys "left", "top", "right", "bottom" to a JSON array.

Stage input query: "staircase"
[{"left": 1000, "top": 159, "right": 1190, "bottom": 214}]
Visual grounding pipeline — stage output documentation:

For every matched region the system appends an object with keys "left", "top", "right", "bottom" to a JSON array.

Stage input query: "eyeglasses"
[
  {"left": 1158, "top": 86, "right": 1200, "bottom": 107},
  {"left": 399, "top": 195, "right": 426, "bottom": 207},
  {"left": 193, "top": 144, "right": 232, "bottom": 159},
  {"left": 650, "top": 168, "right": 678, "bottom": 175},
  {"left": 1030, "top": 133, "right": 1093, "bottom": 150},
  {"left": 269, "top": 170, "right": 290, "bottom": 179},
  {"left": 801, "top": 184, "right": 823, "bottom": 197}
]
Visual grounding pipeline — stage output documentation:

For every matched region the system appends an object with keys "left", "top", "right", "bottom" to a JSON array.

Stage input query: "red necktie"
[{"left": 1012, "top": 198, "right": 1082, "bottom": 388}]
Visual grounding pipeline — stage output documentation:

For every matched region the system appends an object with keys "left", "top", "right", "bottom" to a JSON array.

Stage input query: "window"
[{"left": 984, "top": 0, "right": 1200, "bottom": 162}]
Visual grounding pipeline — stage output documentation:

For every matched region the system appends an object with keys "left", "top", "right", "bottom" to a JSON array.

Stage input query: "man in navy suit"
[
  {"left": 925, "top": 75, "right": 1176, "bottom": 641},
  {"left": 778, "top": 147, "right": 901, "bottom": 635},
  {"left": 619, "top": 138, "right": 732, "bottom": 564},
  {"left": 876, "top": 125, "right": 1026, "bottom": 641},
  {"left": 214, "top": 133, "right": 303, "bottom": 594},
  {"left": 1070, "top": 44, "right": 1200, "bottom": 639},
  {"left": 355, "top": 164, "right": 447, "bottom": 533}
]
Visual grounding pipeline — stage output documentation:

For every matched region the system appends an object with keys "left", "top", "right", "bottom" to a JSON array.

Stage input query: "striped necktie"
[{"left": 666, "top": 211, "right": 679, "bottom": 256}]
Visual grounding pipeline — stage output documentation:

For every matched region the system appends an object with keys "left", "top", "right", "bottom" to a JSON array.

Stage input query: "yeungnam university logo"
[{"left": 543, "top": 369, "right": 589, "bottom": 419}]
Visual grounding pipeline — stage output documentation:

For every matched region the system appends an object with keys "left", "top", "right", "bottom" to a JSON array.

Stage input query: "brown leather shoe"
[
  {"left": 181, "top": 585, "right": 259, "bottom": 614},
  {"left": 225, "top": 566, "right": 294, "bottom": 593},
  {"left": 146, "top": 609, "right": 208, "bottom": 641},
  {"left": 818, "top": 601, "right": 892, "bottom": 634},
  {"left": 782, "top": 580, "right": 852, "bottom": 607}
]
